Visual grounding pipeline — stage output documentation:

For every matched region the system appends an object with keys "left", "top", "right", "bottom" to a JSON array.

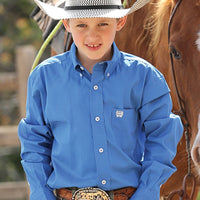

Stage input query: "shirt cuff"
[
  {"left": 21, "top": 161, "right": 55, "bottom": 200},
  {"left": 30, "top": 188, "right": 56, "bottom": 200}
]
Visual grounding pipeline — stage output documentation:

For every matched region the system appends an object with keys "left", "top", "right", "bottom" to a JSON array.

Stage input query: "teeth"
[{"left": 88, "top": 44, "right": 99, "bottom": 47}]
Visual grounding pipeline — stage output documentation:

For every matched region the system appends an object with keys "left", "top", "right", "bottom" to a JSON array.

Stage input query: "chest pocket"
[{"left": 111, "top": 108, "right": 139, "bottom": 151}]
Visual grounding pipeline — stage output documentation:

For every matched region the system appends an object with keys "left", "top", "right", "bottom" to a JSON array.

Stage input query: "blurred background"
[
  {"left": 0, "top": 0, "right": 200, "bottom": 200},
  {"left": 0, "top": 0, "right": 50, "bottom": 199}
]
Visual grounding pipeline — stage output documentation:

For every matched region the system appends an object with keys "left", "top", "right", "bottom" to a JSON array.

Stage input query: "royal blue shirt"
[{"left": 18, "top": 42, "right": 183, "bottom": 200}]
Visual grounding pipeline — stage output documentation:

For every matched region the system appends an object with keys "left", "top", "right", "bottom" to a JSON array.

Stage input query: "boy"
[{"left": 18, "top": 0, "right": 183, "bottom": 199}]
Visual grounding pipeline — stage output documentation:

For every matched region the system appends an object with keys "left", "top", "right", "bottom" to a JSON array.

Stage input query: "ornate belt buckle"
[{"left": 72, "top": 187, "right": 111, "bottom": 200}]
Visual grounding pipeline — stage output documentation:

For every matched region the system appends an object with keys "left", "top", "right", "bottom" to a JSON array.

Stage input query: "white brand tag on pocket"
[{"left": 116, "top": 110, "right": 124, "bottom": 118}]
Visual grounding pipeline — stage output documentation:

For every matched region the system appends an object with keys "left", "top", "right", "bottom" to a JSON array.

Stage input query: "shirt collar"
[
  {"left": 105, "top": 42, "right": 121, "bottom": 76},
  {"left": 70, "top": 43, "right": 82, "bottom": 69},
  {"left": 69, "top": 42, "right": 121, "bottom": 76}
]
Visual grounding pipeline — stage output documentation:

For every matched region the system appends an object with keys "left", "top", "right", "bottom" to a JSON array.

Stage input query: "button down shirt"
[{"left": 18, "top": 42, "right": 183, "bottom": 200}]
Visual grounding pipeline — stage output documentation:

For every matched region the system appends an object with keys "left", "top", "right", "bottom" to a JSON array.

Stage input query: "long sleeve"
[
  {"left": 18, "top": 69, "right": 56, "bottom": 200},
  {"left": 131, "top": 69, "right": 183, "bottom": 199}
]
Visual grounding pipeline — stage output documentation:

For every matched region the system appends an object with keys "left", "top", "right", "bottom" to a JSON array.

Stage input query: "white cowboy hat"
[{"left": 34, "top": 0, "right": 151, "bottom": 20}]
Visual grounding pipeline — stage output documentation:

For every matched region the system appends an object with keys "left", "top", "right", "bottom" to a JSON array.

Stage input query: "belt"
[{"left": 55, "top": 186, "right": 136, "bottom": 200}]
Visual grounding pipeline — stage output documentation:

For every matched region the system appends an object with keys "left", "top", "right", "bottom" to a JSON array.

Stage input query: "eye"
[
  {"left": 170, "top": 46, "right": 181, "bottom": 60},
  {"left": 77, "top": 24, "right": 87, "bottom": 28},
  {"left": 99, "top": 23, "right": 108, "bottom": 26}
]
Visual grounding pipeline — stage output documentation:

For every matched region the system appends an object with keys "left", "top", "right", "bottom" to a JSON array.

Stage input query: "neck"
[{"left": 77, "top": 47, "right": 113, "bottom": 74}]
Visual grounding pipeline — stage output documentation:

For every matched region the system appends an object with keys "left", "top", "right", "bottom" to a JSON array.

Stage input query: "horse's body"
[{"left": 116, "top": 0, "right": 200, "bottom": 198}]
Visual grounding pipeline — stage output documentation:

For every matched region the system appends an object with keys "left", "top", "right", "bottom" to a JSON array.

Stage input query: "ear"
[
  {"left": 62, "top": 19, "right": 71, "bottom": 32},
  {"left": 116, "top": 16, "right": 127, "bottom": 31}
]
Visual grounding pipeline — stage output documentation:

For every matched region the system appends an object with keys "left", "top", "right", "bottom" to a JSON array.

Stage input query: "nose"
[{"left": 87, "top": 27, "right": 98, "bottom": 39}]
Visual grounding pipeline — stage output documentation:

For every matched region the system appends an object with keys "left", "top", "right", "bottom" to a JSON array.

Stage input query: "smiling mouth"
[{"left": 86, "top": 44, "right": 102, "bottom": 49}]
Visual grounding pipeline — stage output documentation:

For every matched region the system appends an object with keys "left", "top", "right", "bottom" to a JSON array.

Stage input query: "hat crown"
[
  {"left": 65, "top": 0, "right": 122, "bottom": 7},
  {"left": 34, "top": 0, "right": 151, "bottom": 20}
]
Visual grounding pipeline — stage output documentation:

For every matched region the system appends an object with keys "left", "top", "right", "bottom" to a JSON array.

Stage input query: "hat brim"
[{"left": 34, "top": 0, "right": 150, "bottom": 20}]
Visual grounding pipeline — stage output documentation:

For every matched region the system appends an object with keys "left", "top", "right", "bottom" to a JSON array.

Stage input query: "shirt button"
[
  {"left": 95, "top": 116, "right": 100, "bottom": 122},
  {"left": 99, "top": 148, "right": 104, "bottom": 153},
  {"left": 106, "top": 73, "right": 110, "bottom": 77},
  {"left": 102, "top": 180, "right": 106, "bottom": 185},
  {"left": 80, "top": 66, "right": 84, "bottom": 70},
  {"left": 93, "top": 85, "right": 98, "bottom": 90}
]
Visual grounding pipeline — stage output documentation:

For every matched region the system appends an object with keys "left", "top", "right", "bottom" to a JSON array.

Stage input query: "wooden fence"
[{"left": 0, "top": 45, "right": 36, "bottom": 200}]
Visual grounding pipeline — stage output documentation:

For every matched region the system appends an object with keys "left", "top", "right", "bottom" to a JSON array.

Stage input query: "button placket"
[{"left": 90, "top": 68, "right": 110, "bottom": 188}]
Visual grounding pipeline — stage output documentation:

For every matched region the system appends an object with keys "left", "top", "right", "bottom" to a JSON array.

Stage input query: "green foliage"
[
  {"left": 0, "top": 147, "right": 25, "bottom": 181},
  {"left": 0, "top": 0, "right": 43, "bottom": 71}
]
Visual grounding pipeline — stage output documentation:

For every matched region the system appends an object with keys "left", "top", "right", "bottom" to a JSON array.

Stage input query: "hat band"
[{"left": 64, "top": 5, "right": 123, "bottom": 10}]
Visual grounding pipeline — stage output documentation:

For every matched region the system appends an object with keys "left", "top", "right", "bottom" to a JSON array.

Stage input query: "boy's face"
[{"left": 63, "top": 17, "right": 127, "bottom": 66}]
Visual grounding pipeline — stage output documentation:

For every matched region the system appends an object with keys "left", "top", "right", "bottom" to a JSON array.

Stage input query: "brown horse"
[{"left": 115, "top": 0, "right": 200, "bottom": 199}]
